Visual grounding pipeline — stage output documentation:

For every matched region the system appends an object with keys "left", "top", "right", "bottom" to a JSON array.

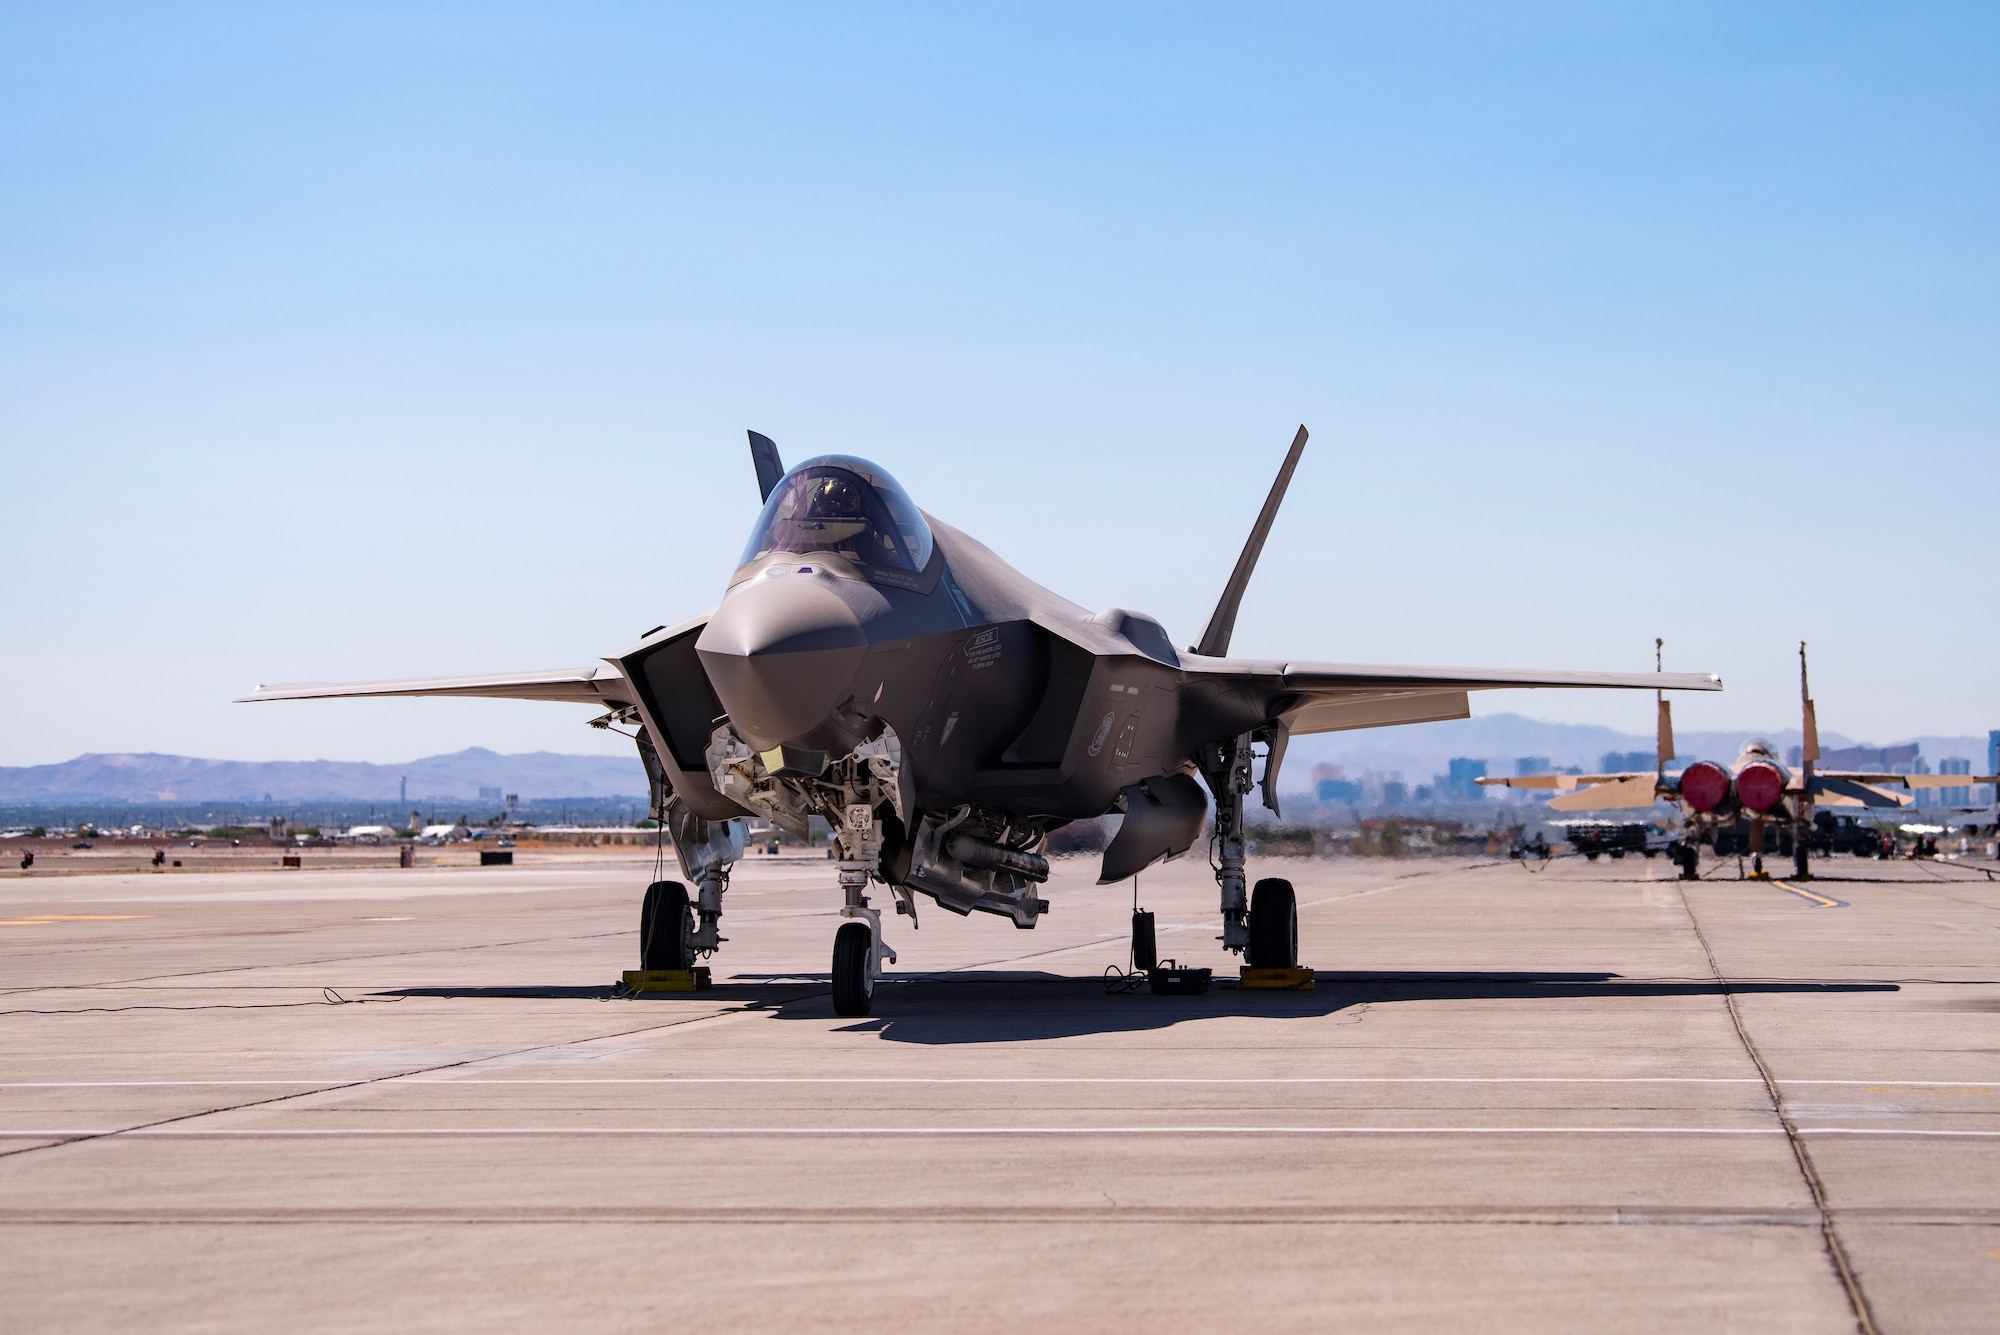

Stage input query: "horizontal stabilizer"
[{"left": 1285, "top": 691, "right": 1468, "bottom": 736}]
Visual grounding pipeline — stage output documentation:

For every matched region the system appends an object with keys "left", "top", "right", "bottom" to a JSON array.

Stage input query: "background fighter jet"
[
  {"left": 1481, "top": 644, "right": 1996, "bottom": 879},
  {"left": 242, "top": 428, "right": 1721, "bottom": 1014}
]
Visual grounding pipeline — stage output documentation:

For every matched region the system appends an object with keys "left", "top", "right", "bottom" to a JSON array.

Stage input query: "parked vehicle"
[
  {"left": 1809, "top": 811, "right": 1884, "bottom": 857},
  {"left": 1558, "top": 821, "right": 1653, "bottom": 860}
]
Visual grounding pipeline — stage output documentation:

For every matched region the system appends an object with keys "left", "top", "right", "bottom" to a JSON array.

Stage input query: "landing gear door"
[
  {"left": 665, "top": 795, "right": 746, "bottom": 880},
  {"left": 612, "top": 618, "right": 746, "bottom": 822}
]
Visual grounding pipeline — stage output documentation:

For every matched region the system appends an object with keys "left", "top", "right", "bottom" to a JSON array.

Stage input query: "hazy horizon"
[{"left": 5, "top": 711, "right": 1990, "bottom": 788}]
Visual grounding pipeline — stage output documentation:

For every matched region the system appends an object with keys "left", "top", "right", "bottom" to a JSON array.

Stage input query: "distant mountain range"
[
  {"left": 1, "top": 714, "right": 1990, "bottom": 803},
  {"left": 0, "top": 748, "right": 647, "bottom": 803}
]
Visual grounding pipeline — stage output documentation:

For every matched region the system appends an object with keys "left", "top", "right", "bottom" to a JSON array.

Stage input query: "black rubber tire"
[
  {"left": 1246, "top": 877, "right": 1297, "bottom": 969},
  {"left": 639, "top": 880, "right": 693, "bottom": 971},
  {"left": 831, "top": 922, "right": 875, "bottom": 1016}
]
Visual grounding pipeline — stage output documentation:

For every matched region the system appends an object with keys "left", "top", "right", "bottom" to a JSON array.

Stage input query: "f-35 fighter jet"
[{"left": 241, "top": 428, "right": 1721, "bottom": 1014}]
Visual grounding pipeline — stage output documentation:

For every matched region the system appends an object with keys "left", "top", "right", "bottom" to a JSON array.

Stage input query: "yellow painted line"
[
  {"left": 1770, "top": 880, "right": 1842, "bottom": 908},
  {"left": 0, "top": 914, "right": 151, "bottom": 926}
]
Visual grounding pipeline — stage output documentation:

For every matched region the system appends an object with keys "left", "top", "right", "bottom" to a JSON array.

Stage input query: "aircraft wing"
[
  {"left": 236, "top": 665, "right": 636, "bottom": 709},
  {"left": 1805, "top": 771, "right": 1998, "bottom": 809},
  {"left": 1185, "top": 659, "right": 1720, "bottom": 737},
  {"left": 1820, "top": 771, "right": 2000, "bottom": 788},
  {"left": 1547, "top": 774, "right": 1665, "bottom": 811},
  {"left": 1811, "top": 776, "right": 1910, "bottom": 809},
  {"left": 1478, "top": 773, "right": 1641, "bottom": 791},
  {"left": 1475, "top": 771, "right": 1664, "bottom": 809}
]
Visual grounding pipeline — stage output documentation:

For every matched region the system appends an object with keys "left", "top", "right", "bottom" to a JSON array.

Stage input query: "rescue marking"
[{"left": 1771, "top": 880, "right": 1845, "bottom": 908}]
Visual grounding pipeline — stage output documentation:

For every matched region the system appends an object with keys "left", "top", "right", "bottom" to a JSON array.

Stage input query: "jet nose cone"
[{"left": 697, "top": 577, "right": 868, "bottom": 751}]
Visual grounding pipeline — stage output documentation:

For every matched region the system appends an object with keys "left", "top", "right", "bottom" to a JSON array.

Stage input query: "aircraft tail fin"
[
  {"left": 1800, "top": 642, "right": 1820, "bottom": 764},
  {"left": 1194, "top": 425, "right": 1308, "bottom": 658},
  {"left": 748, "top": 431, "right": 785, "bottom": 502}
]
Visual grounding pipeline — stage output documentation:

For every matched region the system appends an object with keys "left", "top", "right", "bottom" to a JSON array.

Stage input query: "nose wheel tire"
[
  {"left": 1246, "top": 877, "right": 1297, "bottom": 969},
  {"left": 640, "top": 880, "right": 694, "bottom": 971},
  {"left": 831, "top": 921, "right": 875, "bottom": 1017}
]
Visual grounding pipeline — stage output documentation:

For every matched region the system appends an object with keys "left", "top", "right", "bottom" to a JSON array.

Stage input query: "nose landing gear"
[
  {"left": 830, "top": 807, "right": 897, "bottom": 1017},
  {"left": 831, "top": 921, "right": 876, "bottom": 1016},
  {"left": 831, "top": 891, "right": 896, "bottom": 1016}
]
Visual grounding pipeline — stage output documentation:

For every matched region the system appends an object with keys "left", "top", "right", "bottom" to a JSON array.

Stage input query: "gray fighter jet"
[{"left": 241, "top": 428, "right": 1721, "bottom": 1014}]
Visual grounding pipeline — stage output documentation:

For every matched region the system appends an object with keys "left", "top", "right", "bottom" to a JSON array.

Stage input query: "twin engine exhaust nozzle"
[
  {"left": 1677, "top": 758, "right": 1787, "bottom": 814},
  {"left": 944, "top": 832, "right": 1051, "bottom": 883}
]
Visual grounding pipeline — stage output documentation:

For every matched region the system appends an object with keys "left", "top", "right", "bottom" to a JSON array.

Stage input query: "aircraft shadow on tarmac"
[
  {"left": 804, "top": 972, "right": 1900, "bottom": 1045},
  {"left": 387, "top": 972, "right": 1897, "bottom": 1045}
]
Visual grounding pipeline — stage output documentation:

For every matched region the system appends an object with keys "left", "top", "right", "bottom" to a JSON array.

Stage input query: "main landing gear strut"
[
  {"left": 634, "top": 797, "right": 743, "bottom": 980},
  {"left": 1205, "top": 732, "right": 1299, "bottom": 971}
]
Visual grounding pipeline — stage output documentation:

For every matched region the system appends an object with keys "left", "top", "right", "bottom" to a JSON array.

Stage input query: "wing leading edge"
[
  {"left": 1183, "top": 658, "right": 1721, "bottom": 738},
  {"left": 235, "top": 666, "right": 635, "bottom": 709}
]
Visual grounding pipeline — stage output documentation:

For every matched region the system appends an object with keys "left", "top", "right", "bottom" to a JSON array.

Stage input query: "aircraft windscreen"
[{"left": 739, "top": 456, "right": 935, "bottom": 573}]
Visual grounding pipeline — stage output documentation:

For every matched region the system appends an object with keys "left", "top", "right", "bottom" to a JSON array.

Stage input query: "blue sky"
[{"left": 2, "top": 3, "right": 1994, "bottom": 764}]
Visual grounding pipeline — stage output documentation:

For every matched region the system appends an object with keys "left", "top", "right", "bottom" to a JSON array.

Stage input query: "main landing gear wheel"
[
  {"left": 831, "top": 921, "right": 875, "bottom": 1017},
  {"left": 640, "top": 880, "right": 693, "bottom": 971},
  {"left": 1246, "top": 877, "right": 1297, "bottom": 969}
]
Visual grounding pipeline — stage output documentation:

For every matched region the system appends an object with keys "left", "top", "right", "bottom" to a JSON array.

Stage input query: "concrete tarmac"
[{"left": 3, "top": 848, "right": 1997, "bottom": 1331}]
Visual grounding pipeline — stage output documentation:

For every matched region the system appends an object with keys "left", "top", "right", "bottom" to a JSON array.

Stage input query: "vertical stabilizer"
[
  {"left": 1800, "top": 643, "right": 1820, "bottom": 763},
  {"left": 1194, "top": 425, "right": 1308, "bottom": 658},
  {"left": 1655, "top": 638, "right": 1673, "bottom": 775},
  {"left": 748, "top": 431, "right": 786, "bottom": 503}
]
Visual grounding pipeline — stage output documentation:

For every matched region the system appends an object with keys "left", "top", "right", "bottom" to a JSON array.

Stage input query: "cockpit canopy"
[{"left": 738, "top": 456, "right": 935, "bottom": 574}]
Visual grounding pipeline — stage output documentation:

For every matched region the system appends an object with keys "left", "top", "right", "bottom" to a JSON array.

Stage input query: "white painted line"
[
  {"left": 1, "top": 1077, "right": 1991, "bottom": 1088},
  {"left": 402, "top": 1077, "right": 1773, "bottom": 1087},
  {"left": 0, "top": 1125, "right": 1798, "bottom": 1138},
  {"left": 6, "top": 1124, "right": 1997, "bottom": 1139},
  {"left": 414, "top": 1077, "right": 1994, "bottom": 1088},
  {"left": 1795, "top": 1128, "right": 2000, "bottom": 1138},
  {"left": 0, "top": 1081, "right": 334, "bottom": 1088}
]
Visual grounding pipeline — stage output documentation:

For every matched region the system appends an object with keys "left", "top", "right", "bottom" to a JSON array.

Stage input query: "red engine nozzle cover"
[
  {"left": 1735, "top": 762, "right": 1787, "bottom": 812},
  {"left": 1678, "top": 761, "right": 1731, "bottom": 812}
]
